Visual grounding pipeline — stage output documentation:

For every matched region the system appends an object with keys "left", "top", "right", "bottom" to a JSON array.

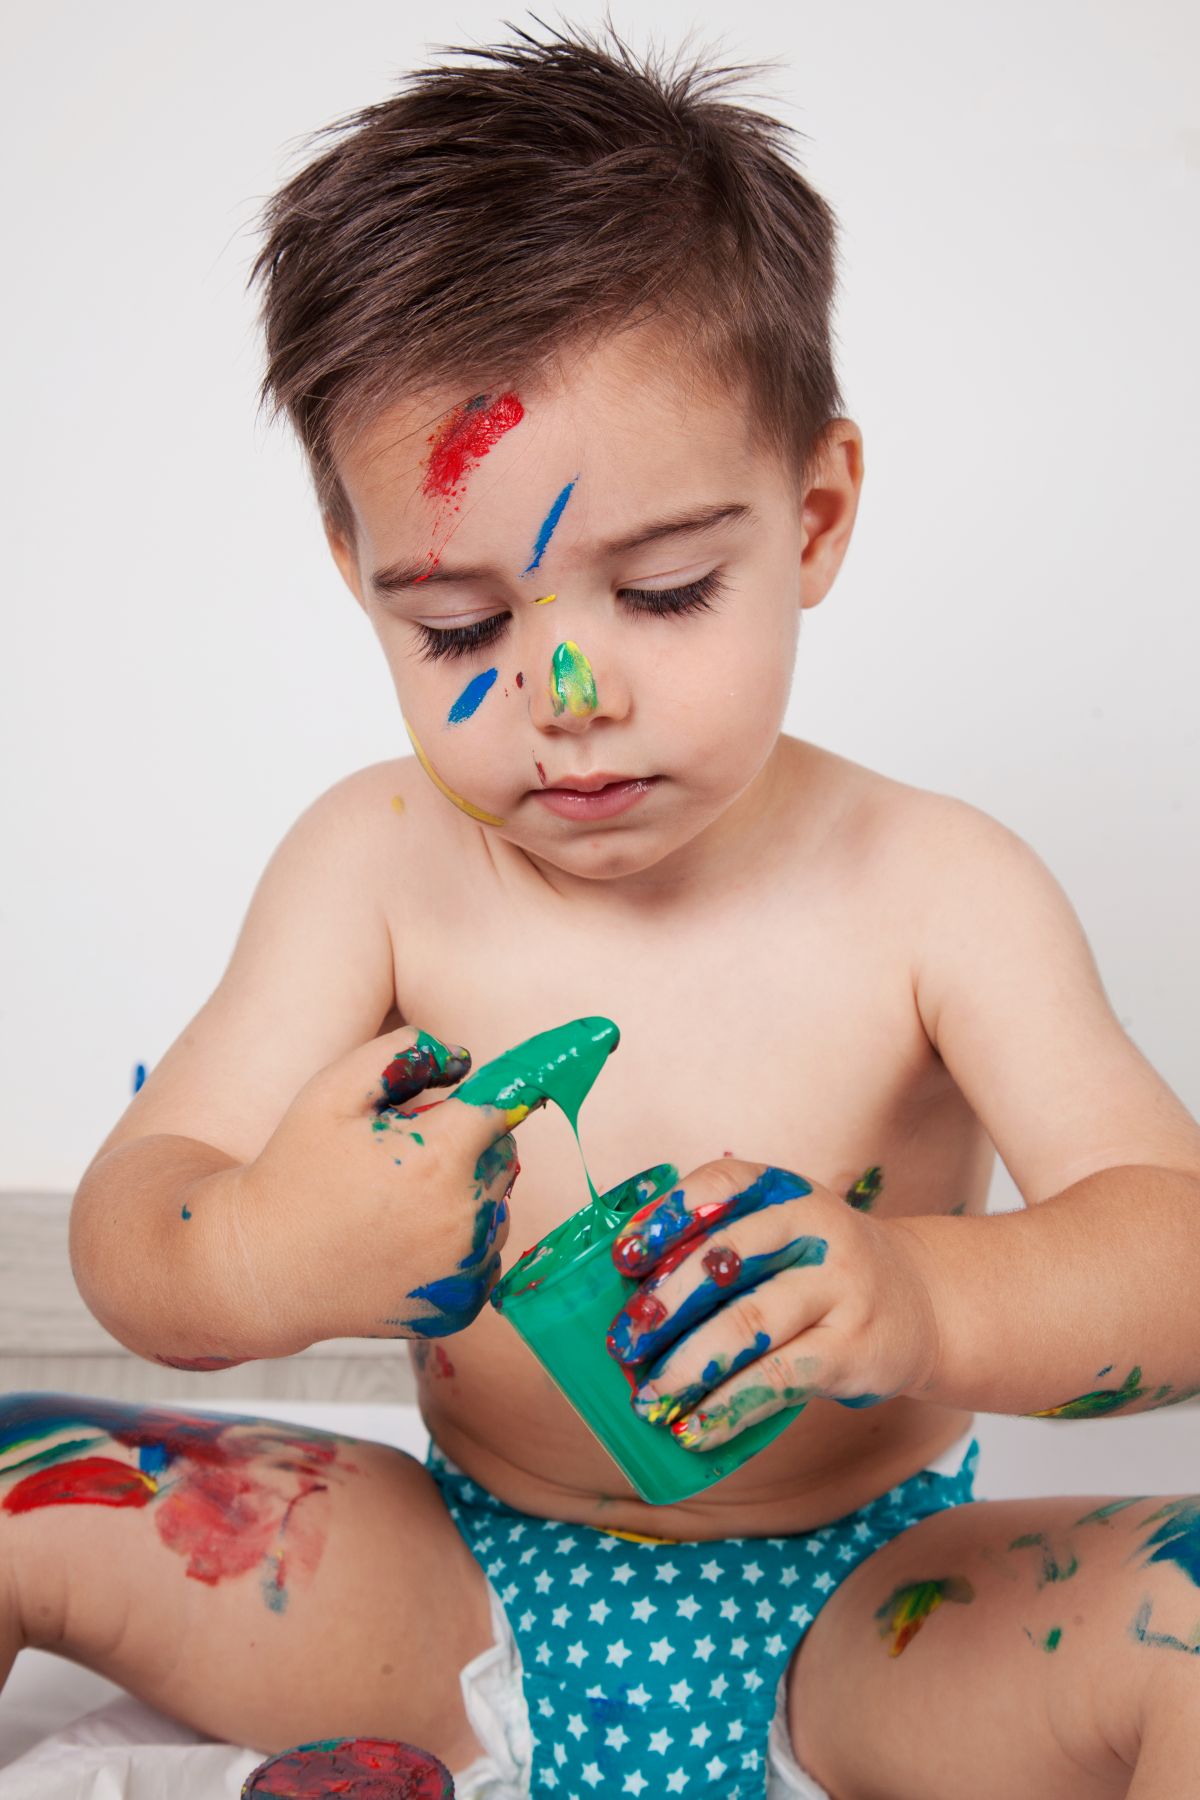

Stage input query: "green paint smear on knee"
[{"left": 451, "top": 1016, "right": 620, "bottom": 1214}]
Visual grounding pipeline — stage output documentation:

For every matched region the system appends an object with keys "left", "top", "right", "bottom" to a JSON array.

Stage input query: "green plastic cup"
[{"left": 490, "top": 1168, "right": 807, "bottom": 1505}]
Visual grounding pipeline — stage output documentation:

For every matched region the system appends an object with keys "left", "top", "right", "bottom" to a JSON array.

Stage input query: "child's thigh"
[
  {"left": 1, "top": 1393, "right": 492, "bottom": 1767},
  {"left": 785, "top": 1490, "right": 1193, "bottom": 1800}
]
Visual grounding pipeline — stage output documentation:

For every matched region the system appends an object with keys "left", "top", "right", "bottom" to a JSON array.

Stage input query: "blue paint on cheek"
[
  {"left": 523, "top": 477, "right": 578, "bottom": 574},
  {"left": 447, "top": 666, "right": 499, "bottom": 724},
  {"left": 138, "top": 1442, "right": 171, "bottom": 1476}
]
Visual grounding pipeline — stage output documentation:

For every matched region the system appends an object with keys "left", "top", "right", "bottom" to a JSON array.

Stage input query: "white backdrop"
[{"left": 3, "top": 0, "right": 1197, "bottom": 1190}]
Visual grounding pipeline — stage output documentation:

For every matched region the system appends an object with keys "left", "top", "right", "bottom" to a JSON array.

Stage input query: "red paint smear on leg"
[
  {"left": 2, "top": 1455, "right": 156, "bottom": 1514},
  {"left": 243, "top": 1735, "right": 454, "bottom": 1798}
]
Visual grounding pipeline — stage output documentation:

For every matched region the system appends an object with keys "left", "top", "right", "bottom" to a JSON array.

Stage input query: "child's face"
[{"left": 326, "top": 327, "right": 861, "bottom": 884}]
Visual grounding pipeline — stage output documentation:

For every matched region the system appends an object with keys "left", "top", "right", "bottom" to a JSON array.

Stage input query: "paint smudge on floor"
[
  {"left": 240, "top": 1734, "right": 454, "bottom": 1796},
  {"left": 447, "top": 666, "right": 499, "bottom": 724},
  {"left": 874, "top": 1575, "right": 975, "bottom": 1655},
  {"left": 0, "top": 1394, "right": 360, "bottom": 1613},
  {"left": 524, "top": 479, "right": 578, "bottom": 574}
]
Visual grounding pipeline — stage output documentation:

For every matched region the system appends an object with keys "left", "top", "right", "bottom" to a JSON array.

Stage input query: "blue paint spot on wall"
[{"left": 448, "top": 666, "right": 499, "bottom": 723}]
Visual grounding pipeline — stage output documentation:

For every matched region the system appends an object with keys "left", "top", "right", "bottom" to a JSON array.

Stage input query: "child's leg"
[{"left": 0, "top": 1393, "right": 493, "bottom": 1771}]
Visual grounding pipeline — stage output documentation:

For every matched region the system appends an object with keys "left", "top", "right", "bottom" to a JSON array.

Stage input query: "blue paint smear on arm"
[
  {"left": 523, "top": 477, "right": 578, "bottom": 574},
  {"left": 133, "top": 1063, "right": 146, "bottom": 1093},
  {"left": 448, "top": 666, "right": 499, "bottom": 724}
]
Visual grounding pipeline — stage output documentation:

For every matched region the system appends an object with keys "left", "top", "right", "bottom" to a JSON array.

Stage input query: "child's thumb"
[{"left": 364, "top": 1026, "right": 473, "bottom": 1113}]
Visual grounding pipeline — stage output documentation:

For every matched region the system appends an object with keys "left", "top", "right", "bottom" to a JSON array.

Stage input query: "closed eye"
[{"left": 412, "top": 569, "right": 727, "bottom": 662}]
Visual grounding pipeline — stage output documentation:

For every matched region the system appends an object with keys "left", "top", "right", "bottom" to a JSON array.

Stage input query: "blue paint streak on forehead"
[
  {"left": 447, "top": 666, "right": 499, "bottom": 724},
  {"left": 524, "top": 477, "right": 579, "bottom": 575}
]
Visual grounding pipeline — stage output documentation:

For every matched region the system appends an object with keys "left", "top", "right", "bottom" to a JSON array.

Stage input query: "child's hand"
[
  {"left": 240, "top": 1027, "right": 543, "bottom": 1351},
  {"left": 604, "top": 1158, "right": 940, "bottom": 1450}
]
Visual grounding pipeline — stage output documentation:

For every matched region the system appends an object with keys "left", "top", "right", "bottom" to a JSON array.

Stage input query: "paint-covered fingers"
[
  {"left": 620, "top": 1259, "right": 831, "bottom": 1429},
  {"left": 606, "top": 1174, "right": 830, "bottom": 1368},
  {"left": 666, "top": 1340, "right": 825, "bottom": 1450},
  {"left": 373, "top": 1028, "right": 472, "bottom": 1112},
  {"left": 610, "top": 1161, "right": 815, "bottom": 1278}
]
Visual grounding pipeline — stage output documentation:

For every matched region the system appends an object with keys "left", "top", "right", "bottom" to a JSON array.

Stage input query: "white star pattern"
[{"left": 424, "top": 1431, "right": 973, "bottom": 1797}]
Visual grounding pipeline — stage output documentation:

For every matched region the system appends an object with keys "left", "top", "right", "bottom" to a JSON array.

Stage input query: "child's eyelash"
[{"left": 412, "top": 570, "right": 726, "bottom": 663}]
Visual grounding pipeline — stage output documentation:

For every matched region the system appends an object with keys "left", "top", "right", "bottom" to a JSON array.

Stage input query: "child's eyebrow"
[{"left": 370, "top": 501, "right": 755, "bottom": 596}]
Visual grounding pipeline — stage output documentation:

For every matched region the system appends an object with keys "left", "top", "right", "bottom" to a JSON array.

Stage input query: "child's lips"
[{"left": 531, "top": 776, "right": 660, "bottom": 820}]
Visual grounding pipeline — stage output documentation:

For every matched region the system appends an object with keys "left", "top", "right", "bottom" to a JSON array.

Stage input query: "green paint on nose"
[{"left": 549, "top": 640, "right": 598, "bottom": 716}]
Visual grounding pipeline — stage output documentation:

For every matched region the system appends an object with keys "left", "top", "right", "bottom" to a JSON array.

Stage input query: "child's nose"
[{"left": 526, "top": 636, "right": 631, "bottom": 732}]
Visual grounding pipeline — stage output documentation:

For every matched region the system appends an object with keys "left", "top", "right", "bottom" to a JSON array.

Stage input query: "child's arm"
[
  {"left": 887, "top": 796, "right": 1200, "bottom": 1418},
  {"left": 69, "top": 767, "right": 521, "bottom": 1367}
]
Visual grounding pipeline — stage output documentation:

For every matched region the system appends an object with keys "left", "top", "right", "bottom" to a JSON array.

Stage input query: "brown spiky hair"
[{"left": 245, "top": 12, "right": 846, "bottom": 553}]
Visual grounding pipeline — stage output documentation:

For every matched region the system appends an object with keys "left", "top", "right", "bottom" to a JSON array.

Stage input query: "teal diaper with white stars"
[{"left": 425, "top": 1435, "right": 980, "bottom": 1797}]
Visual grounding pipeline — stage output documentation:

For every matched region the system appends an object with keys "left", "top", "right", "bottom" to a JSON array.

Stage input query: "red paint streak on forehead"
[{"left": 422, "top": 391, "right": 525, "bottom": 500}]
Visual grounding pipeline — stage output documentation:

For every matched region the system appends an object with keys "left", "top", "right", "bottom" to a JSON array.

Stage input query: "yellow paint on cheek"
[
  {"left": 533, "top": 593, "right": 557, "bottom": 605},
  {"left": 390, "top": 794, "right": 406, "bottom": 815},
  {"left": 404, "top": 722, "right": 506, "bottom": 826}
]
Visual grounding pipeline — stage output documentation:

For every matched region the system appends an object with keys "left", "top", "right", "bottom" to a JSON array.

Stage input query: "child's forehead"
[{"left": 335, "top": 333, "right": 770, "bottom": 542}]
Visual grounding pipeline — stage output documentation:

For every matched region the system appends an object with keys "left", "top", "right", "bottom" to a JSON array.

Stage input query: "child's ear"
[
  {"left": 323, "top": 516, "right": 368, "bottom": 613},
  {"left": 799, "top": 418, "right": 864, "bottom": 612}
]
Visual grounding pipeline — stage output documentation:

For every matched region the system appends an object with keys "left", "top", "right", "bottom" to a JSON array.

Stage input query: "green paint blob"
[
  {"left": 1043, "top": 1626, "right": 1063, "bottom": 1651},
  {"left": 481, "top": 1016, "right": 809, "bottom": 1503},
  {"left": 452, "top": 1016, "right": 619, "bottom": 1211},
  {"left": 548, "top": 640, "right": 598, "bottom": 717}
]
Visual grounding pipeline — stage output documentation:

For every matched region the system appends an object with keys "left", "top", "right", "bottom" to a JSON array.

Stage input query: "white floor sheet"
[{"left": 1, "top": 1400, "right": 1195, "bottom": 1798}]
